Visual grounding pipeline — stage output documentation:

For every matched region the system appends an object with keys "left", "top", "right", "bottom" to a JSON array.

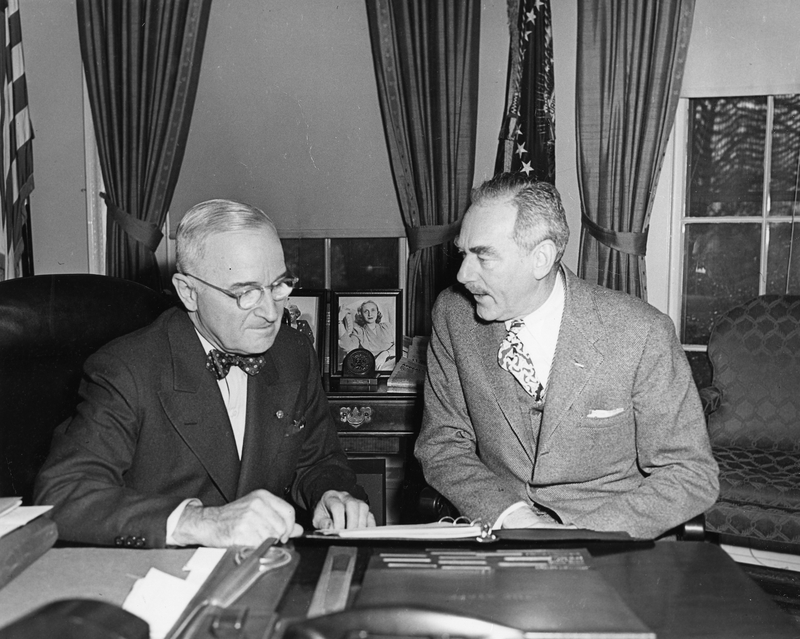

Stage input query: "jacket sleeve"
[
  {"left": 414, "top": 295, "right": 526, "bottom": 525},
  {"left": 33, "top": 350, "right": 184, "bottom": 548},
  {"left": 551, "top": 312, "right": 720, "bottom": 539}
]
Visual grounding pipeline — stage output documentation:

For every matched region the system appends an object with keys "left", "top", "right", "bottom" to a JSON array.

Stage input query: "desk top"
[{"left": 0, "top": 540, "right": 796, "bottom": 639}]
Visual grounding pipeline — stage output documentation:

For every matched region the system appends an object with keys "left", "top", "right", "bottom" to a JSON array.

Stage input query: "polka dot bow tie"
[
  {"left": 206, "top": 349, "right": 267, "bottom": 380},
  {"left": 498, "top": 319, "right": 545, "bottom": 406}
]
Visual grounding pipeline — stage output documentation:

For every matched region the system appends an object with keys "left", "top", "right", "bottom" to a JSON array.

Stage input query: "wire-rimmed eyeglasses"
[{"left": 184, "top": 272, "right": 299, "bottom": 310}]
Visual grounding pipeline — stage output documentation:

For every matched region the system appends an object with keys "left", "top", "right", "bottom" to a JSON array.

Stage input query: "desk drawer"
[{"left": 328, "top": 396, "right": 421, "bottom": 433}]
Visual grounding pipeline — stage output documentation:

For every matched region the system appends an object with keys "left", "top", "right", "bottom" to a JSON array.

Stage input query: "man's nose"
[
  {"left": 254, "top": 292, "right": 281, "bottom": 321},
  {"left": 456, "top": 255, "right": 474, "bottom": 284}
]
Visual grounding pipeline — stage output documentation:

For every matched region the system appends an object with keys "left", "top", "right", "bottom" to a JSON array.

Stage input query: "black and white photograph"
[
  {"left": 283, "top": 289, "right": 325, "bottom": 363},
  {"left": 331, "top": 290, "right": 402, "bottom": 376}
]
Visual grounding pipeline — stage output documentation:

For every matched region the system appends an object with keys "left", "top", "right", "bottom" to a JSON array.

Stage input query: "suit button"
[
  {"left": 115, "top": 536, "right": 125, "bottom": 546},
  {"left": 135, "top": 537, "right": 145, "bottom": 548},
  {"left": 283, "top": 486, "right": 291, "bottom": 496}
]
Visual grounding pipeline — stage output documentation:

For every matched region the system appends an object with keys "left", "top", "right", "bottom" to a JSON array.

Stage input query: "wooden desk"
[
  {"left": 327, "top": 384, "right": 424, "bottom": 525},
  {"left": 0, "top": 540, "right": 797, "bottom": 639}
]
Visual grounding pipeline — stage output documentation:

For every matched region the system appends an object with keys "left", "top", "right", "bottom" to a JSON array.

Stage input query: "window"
[
  {"left": 679, "top": 95, "right": 800, "bottom": 383},
  {"left": 281, "top": 237, "right": 405, "bottom": 290}
]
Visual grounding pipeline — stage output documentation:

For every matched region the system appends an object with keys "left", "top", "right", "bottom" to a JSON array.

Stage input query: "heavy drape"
[
  {"left": 76, "top": 0, "right": 211, "bottom": 290},
  {"left": 366, "top": 0, "right": 480, "bottom": 336},
  {"left": 576, "top": 0, "right": 694, "bottom": 298}
]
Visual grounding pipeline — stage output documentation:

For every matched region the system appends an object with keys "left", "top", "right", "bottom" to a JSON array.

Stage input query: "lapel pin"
[
  {"left": 275, "top": 410, "right": 284, "bottom": 419},
  {"left": 573, "top": 360, "right": 585, "bottom": 368}
]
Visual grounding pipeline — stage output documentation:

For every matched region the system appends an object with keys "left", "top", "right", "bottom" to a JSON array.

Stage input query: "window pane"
[
  {"left": 331, "top": 238, "right": 399, "bottom": 289},
  {"left": 681, "top": 223, "right": 761, "bottom": 343},
  {"left": 767, "top": 222, "right": 800, "bottom": 295},
  {"left": 769, "top": 95, "right": 800, "bottom": 217},
  {"left": 687, "top": 97, "right": 766, "bottom": 218},
  {"left": 281, "top": 239, "right": 325, "bottom": 289},
  {"left": 685, "top": 351, "right": 712, "bottom": 391}
]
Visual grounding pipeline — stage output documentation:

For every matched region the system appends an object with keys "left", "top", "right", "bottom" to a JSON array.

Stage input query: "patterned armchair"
[{"left": 702, "top": 295, "right": 800, "bottom": 553}]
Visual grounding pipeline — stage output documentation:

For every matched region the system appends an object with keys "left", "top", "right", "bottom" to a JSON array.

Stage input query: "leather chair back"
[{"left": 0, "top": 274, "right": 173, "bottom": 503}]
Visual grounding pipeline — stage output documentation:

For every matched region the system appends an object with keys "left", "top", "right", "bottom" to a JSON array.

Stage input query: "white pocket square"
[{"left": 587, "top": 408, "right": 624, "bottom": 419}]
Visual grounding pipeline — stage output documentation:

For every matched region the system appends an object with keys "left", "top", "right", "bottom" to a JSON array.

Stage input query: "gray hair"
[
  {"left": 470, "top": 173, "right": 570, "bottom": 262},
  {"left": 175, "top": 199, "right": 277, "bottom": 274}
]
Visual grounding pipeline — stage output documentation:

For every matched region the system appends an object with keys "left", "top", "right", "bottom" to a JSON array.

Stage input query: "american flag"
[
  {"left": 0, "top": 0, "right": 33, "bottom": 281},
  {"left": 494, "top": 0, "right": 555, "bottom": 183}
]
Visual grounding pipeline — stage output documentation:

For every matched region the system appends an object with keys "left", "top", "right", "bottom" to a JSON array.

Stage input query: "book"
[
  {"left": 0, "top": 497, "right": 22, "bottom": 518},
  {"left": 0, "top": 514, "right": 58, "bottom": 591}
]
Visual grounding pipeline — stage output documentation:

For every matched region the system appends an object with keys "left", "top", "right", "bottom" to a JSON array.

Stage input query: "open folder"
[{"left": 314, "top": 517, "right": 633, "bottom": 543}]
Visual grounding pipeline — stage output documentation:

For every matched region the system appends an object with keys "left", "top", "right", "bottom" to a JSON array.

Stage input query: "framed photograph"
[
  {"left": 331, "top": 290, "right": 402, "bottom": 377},
  {"left": 283, "top": 289, "right": 326, "bottom": 368}
]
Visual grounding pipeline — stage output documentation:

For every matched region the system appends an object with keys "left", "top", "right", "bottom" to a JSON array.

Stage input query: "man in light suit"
[
  {"left": 35, "top": 199, "right": 374, "bottom": 548},
  {"left": 415, "top": 174, "right": 719, "bottom": 539}
]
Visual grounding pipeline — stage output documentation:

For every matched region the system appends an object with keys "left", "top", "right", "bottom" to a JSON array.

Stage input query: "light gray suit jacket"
[{"left": 415, "top": 268, "right": 719, "bottom": 539}]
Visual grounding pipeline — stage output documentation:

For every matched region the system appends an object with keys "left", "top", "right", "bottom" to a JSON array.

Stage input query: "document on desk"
[
  {"left": 122, "top": 547, "right": 226, "bottom": 639},
  {"left": 314, "top": 521, "right": 632, "bottom": 543},
  {"left": 316, "top": 520, "right": 489, "bottom": 541},
  {"left": 355, "top": 548, "right": 654, "bottom": 638}
]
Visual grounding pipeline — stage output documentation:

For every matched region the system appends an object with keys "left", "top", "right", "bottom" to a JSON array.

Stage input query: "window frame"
[{"left": 668, "top": 95, "right": 800, "bottom": 354}]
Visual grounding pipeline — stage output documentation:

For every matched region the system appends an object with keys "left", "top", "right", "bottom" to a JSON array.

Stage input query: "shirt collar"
[{"left": 506, "top": 268, "right": 565, "bottom": 329}]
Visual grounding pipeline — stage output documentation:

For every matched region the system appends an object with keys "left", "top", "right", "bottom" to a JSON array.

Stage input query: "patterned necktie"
[
  {"left": 206, "top": 349, "right": 267, "bottom": 380},
  {"left": 498, "top": 319, "right": 544, "bottom": 405}
]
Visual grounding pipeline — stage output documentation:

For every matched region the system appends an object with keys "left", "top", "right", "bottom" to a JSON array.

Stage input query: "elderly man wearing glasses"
[{"left": 35, "top": 199, "right": 374, "bottom": 548}]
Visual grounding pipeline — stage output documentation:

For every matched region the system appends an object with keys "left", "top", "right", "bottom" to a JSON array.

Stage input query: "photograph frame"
[
  {"left": 283, "top": 289, "right": 327, "bottom": 371},
  {"left": 330, "top": 289, "right": 403, "bottom": 377}
]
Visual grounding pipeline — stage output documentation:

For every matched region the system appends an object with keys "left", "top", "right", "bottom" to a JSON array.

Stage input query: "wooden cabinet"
[{"left": 327, "top": 384, "right": 424, "bottom": 525}]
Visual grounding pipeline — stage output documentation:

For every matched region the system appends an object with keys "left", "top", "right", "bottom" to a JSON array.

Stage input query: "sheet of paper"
[
  {"left": 0, "top": 505, "right": 52, "bottom": 539},
  {"left": 122, "top": 547, "right": 225, "bottom": 639}
]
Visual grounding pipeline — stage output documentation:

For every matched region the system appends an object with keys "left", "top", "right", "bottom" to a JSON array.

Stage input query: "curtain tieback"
[
  {"left": 580, "top": 212, "right": 647, "bottom": 257},
  {"left": 101, "top": 193, "right": 163, "bottom": 253},
  {"left": 406, "top": 221, "right": 461, "bottom": 253}
]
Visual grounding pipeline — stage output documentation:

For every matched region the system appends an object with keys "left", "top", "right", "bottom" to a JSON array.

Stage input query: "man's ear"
[
  {"left": 532, "top": 240, "right": 558, "bottom": 280},
  {"left": 172, "top": 273, "right": 199, "bottom": 311}
]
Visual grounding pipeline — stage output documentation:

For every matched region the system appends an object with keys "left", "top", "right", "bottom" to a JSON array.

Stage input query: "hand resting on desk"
[
  {"left": 172, "top": 489, "right": 303, "bottom": 547},
  {"left": 171, "top": 489, "right": 374, "bottom": 548},
  {"left": 313, "top": 490, "right": 376, "bottom": 531}
]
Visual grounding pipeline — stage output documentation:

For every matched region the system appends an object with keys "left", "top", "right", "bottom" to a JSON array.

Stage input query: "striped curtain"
[
  {"left": 76, "top": 0, "right": 211, "bottom": 290},
  {"left": 366, "top": 0, "right": 480, "bottom": 336}
]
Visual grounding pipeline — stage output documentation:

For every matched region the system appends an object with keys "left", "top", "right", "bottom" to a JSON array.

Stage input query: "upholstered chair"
[
  {"left": 0, "top": 274, "right": 173, "bottom": 504},
  {"left": 702, "top": 294, "right": 800, "bottom": 553}
]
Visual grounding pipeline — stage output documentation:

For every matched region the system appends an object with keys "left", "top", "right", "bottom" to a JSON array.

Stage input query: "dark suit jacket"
[
  {"left": 415, "top": 268, "right": 719, "bottom": 539},
  {"left": 34, "top": 308, "right": 361, "bottom": 547}
]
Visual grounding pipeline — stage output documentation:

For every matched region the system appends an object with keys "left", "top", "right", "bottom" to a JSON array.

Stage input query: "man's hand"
[
  {"left": 502, "top": 505, "right": 575, "bottom": 529},
  {"left": 172, "top": 489, "right": 303, "bottom": 547},
  {"left": 312, "top": 490, "right": 375, "bottom": 530}
]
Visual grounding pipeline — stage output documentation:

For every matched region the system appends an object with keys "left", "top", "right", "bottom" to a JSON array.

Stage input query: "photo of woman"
[
  {"left": 283, "top": 293, "right": 322, "bottom": 354},
  {"left": 338, "top": 297, "right": 397, "bottom": 371}
]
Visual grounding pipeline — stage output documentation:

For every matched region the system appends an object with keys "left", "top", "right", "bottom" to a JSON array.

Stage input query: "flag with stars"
[
  {"left": 494, "top": 0, "right": 555, "bottom": 183},
  {"left": 0, "top": 0, "right": 34, "bottom": 281}
]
